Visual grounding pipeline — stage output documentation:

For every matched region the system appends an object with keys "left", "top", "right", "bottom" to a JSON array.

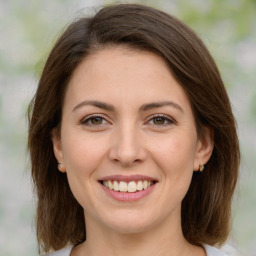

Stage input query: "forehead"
[
  {"left": 70, "top": 46, "right": 172, "bottom": 84},
  {"left": 65, "top": 46, "right": 191, "bottom": 112}
]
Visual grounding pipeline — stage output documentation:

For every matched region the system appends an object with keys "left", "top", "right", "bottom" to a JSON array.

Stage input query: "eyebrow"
[
  {"left": 73, "top": 100, "right": 115, "bottom": 112},
  {"left": 139, "top": 101, "right": 184, "bottom": 113},
  {"left": 72, "top": 100, "right": 184, "bottom": 113}
]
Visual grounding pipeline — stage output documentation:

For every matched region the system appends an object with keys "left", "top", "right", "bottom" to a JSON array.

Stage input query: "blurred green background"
[{"left": 0, "top": 0, "right": 255, "bottom": 255}]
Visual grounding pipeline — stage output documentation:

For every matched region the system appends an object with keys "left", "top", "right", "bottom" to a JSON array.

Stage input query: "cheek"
[
  {"left": 150, "top": 132, "right": 197, "bottom": 171},
  {"left": 149, "top": 131, "right": 197, "bottom": 196},
  {"left": 153, "top": 134, "right": 197, "bottom": 203},
  {"left": 61, "top": 130, "right": 107, "bottom": 174},
  {"left": 61, "top": 134, "right": 107, "bottom": 207}
]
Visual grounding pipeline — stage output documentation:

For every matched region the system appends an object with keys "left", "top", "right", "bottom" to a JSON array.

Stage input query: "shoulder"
[
  {"left": 203, "top": 244, "right": 227, "bottom": 256},
  {"left": 47, "top": 246, "right": 73, "bottom": 256},
  {"left": 47, "top": 244, "right": 227, "bottom": 256}
]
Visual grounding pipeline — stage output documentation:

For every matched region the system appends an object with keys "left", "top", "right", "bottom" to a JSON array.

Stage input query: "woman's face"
[{"left": 52, "top": 46, "right": 213, "bottom": 234}]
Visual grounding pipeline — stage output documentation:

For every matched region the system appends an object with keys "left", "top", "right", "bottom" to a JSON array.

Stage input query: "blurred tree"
[{"left": 1, "top": 0, "right": 255, "bottom": 255}]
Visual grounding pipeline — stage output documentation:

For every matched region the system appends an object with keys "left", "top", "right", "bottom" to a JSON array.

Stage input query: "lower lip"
[{"left": 100, "top": 182, "right": 157, "bottom": 202}]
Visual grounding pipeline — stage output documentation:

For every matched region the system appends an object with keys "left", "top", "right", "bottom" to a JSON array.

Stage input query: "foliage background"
[{"left": 0, "top": 0, "right": 255, "bottom": 255}]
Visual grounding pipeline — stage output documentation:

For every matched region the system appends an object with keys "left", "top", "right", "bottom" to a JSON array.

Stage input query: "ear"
[
  {"left": 51, "top": 128, "right": 66, "bottom": 173},
  {"left": 193, "top": 126, "right": 214, "bottom": 171}
]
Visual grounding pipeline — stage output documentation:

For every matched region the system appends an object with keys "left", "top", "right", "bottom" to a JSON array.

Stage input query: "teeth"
[
  {"left": 143, "top": 180, "right": 148, "bottom": 189},
  {"left": 108, "top": 180, "right": 113, "bottom": 190},
  {"left": 137, "top": 181, "right": 143, "bottom": 191},
  {"left": 119, "top": 181, "right": 128, "bottom": 192},
  {"left": 113, "top": 181, "right": 119, "bottom": 191},
  {"left": 128, "top": 181, "right": 137, "bottom": 192},
  {"left": 102, "top": 180, "right": 154, "bottom": 192}
]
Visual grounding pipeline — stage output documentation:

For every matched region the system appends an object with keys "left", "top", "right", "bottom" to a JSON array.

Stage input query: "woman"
[{"left": 28, "top": 4, "right": 240, "bottom": 256}]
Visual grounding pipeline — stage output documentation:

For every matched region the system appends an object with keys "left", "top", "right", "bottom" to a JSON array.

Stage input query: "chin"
[
  {"left": 103, "top": 211, "right": 158, "bottom": 234},
  {"left": 111, "top": 222, "right": 152, "bottom": 234}
]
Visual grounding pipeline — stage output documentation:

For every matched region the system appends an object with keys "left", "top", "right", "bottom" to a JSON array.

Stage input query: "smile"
[
  {"left": 99, "top": 175, "right": 158, "bottom": 202},
  {"left": 102, "top": 180, "right": 154, "bottom": 193}
]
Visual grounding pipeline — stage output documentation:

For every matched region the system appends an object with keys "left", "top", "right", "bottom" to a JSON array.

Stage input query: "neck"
[{"left": 72, "top": 211, "right": 204, "bottom": 256}]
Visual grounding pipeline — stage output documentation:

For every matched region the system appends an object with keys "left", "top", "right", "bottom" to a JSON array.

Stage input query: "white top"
[{"left": 47, "top": 244, "right": 226, "bottom": 256}]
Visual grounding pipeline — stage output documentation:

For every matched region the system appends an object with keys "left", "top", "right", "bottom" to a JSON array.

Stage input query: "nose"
[{"left": 108, "top": 125, "right": 147, "bottom": 167}]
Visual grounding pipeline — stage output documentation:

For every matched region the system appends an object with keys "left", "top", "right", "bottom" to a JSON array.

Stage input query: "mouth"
[
  {"left": 98, "top": 175, "right": 158, "bottom": 202},
  {"left": 100, "top": 180, "right": 157, "bottom": 193}
]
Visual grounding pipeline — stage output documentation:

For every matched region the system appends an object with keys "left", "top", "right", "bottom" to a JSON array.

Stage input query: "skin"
[{"left": 52, "top": 46, "right": 213, "bottom": 256}]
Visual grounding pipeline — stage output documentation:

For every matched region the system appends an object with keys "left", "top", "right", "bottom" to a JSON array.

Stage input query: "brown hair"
[{"left": 28, "top": 3, "right": 240, "bottom": 254}]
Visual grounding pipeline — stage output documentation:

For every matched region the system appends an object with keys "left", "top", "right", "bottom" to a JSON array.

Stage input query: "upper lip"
[{"left": 99, "top": 175, "right": 158, "bottom": 182}]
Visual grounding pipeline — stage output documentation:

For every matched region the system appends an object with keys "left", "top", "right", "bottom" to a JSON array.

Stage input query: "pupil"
[
  {"left": 92, "top": 117, "right": 102, "bottom": 125},
  {"left": 154, "top": 117, "right": 164, "bottom": 124}
]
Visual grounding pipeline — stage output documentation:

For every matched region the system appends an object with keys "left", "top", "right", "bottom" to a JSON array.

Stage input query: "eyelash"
[
  {"left": 80, "top": 114, "right": 109, "bottom": 127},
  {"left": 146, "top": 114, "right": 175, "bottom": 127},
  {"left": 80, "top": 114, "right": 175, "bottom": 128}
]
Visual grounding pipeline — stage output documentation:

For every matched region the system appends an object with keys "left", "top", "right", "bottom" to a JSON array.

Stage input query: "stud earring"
[
  {"left": 58, "top": 163, "right": 65, "bottom": 173},
  {"left": 199, "top": 164, "right": 204, "bottom": 172}
]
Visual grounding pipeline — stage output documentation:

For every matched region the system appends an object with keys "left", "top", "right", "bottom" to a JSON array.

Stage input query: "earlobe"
[
  {"left": 194, "top": 126, "right": 214, "bottom": 171},
  {"left": 57, "top": 163, "right": 66, "bottom": 173},
  {"left": 51, "top": 128, "right": 66, "bottom": 173}
]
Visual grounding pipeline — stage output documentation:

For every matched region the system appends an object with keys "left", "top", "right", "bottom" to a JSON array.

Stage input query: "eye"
[
  {"left": 147, "top": 114, "right": 175, "bottom": 127},
  {"left": 152, "top": 116, "right": 167, "bottom": 125},
  {"left": 81, "top": 114, "right": 109, "bottom": 126}
]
